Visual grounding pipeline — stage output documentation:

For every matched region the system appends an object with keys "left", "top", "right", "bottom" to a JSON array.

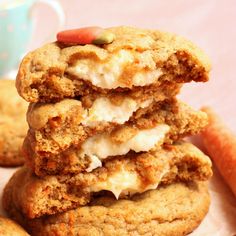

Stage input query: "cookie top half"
[{"left": 16, "top": 26, "right": 211, "bottom": 102}]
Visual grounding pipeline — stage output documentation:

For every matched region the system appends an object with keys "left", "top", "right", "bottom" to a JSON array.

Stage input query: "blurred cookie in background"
[
  {"left": 0, "top": 80, "right": 28, "bottom": 167},
  {"left": 0, "top": 215, "right": 29, "bottom": 236}
]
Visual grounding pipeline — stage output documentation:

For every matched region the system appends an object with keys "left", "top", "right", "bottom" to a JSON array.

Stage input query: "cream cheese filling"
[
  {"left": 83, "top": 124, "right": 170, "bottom": 172},
  {"left": 28, "top": 96, "right": 152, "bottom": 129},
  {"left": 90, "top": 166, "right": 169, "bottom": 199},
  {"left": 68, "top": 49, "right": 163, "bottom": 89},
  {"left": 82, "top": 97, "right": 152, "bottom": 126},
  {"left": 85, "top": 155, "right": 102, "bottom": 172}
]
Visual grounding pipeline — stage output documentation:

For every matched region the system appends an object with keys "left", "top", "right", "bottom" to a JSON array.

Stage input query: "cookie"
[
  {"left": 0, "top": 80, "right": 28, "bottom": 167},
  {"left": 24, "top": 99, "right": 208, "bottom": 176},
  {"left": 3, "top": 180, "right": 210, "bottom": 236},
  {"left": 0, "top": 215, "right": 29, "bottom": 236},
  {"left": 16, "top": 26, "right": 211, "bottom": 102},
  {"left": 3, "top": 142, "right": 212, "bottom": 219}
]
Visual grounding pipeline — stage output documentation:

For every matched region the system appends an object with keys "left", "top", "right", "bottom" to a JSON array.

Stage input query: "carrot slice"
[{"left": 201, "top": 107, "right": 236, "bottom": 197}]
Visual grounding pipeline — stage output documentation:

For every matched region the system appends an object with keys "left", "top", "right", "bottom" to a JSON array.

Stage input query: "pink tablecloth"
[{"left": 1, "top": 1, "right": 236, "bottom": 235}]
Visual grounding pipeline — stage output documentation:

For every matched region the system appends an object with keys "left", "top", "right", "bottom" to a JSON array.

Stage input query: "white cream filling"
[
  {"left": 82, "top": 124, "right": 170, "bottom": 172},
  {"left": 90, "top": 166, "right": 169, "bottom": 199},
  {"left": 68, "top": 50, "right": 163, "bottom": 89},
  {"left": 82, "top": 97, "right": 152, "bottom": 126},
  {"left": 29, "top": 96, "right": 152, "bottom": 129},
  {"left": 85, "top": 155, "right": 102, "bottom": 172}
]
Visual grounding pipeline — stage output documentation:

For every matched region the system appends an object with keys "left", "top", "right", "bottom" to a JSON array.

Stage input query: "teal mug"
[{"left": 0, "top": 0, "right": 65, "bottom": 76}]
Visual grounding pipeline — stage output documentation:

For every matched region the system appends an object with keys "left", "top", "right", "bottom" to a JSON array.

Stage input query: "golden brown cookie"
[
  {"left": 0, "top": 215, "right": 29, "bottom": 236},
  {"left": 24, "top": 99, "right": 208, "bottom": 176},
  {"left": 16, "top": 26, "right": 211, "bottom": 102},
  {"left": 3, "top": 180, "right": 210, "bottom": 236},
  {"left": 3, "top": 142, "right": 212, "bottom": 219},
  {"left": 0, "top": 80, "right": 28, "bottom": 167}
]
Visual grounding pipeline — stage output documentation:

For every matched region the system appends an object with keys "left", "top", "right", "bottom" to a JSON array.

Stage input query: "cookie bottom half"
[{"left": 3, "top": 180, "right": 210, "bottom": 236}]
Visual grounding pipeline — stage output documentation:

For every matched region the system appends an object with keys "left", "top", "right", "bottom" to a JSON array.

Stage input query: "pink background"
[{"left": 32, "top": 0, "right": 236, "bottom": 132}]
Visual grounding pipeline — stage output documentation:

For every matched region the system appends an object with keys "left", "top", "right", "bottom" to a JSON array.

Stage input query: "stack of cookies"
[{"left": 3, "top": 26, "right": 212, "bottom": 236}]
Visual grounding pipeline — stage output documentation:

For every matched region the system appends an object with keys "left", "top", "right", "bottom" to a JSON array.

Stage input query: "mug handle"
[{"left": 31, "top": 0, "right": 65, "bottom": 42}]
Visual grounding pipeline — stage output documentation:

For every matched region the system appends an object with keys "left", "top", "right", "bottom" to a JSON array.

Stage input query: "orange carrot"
[
  {"left": 201, "top": 107, "right": 236, "bottom": 197},
  {"left": 57, "top": 26, "right": 115, "bottom": 45}
]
